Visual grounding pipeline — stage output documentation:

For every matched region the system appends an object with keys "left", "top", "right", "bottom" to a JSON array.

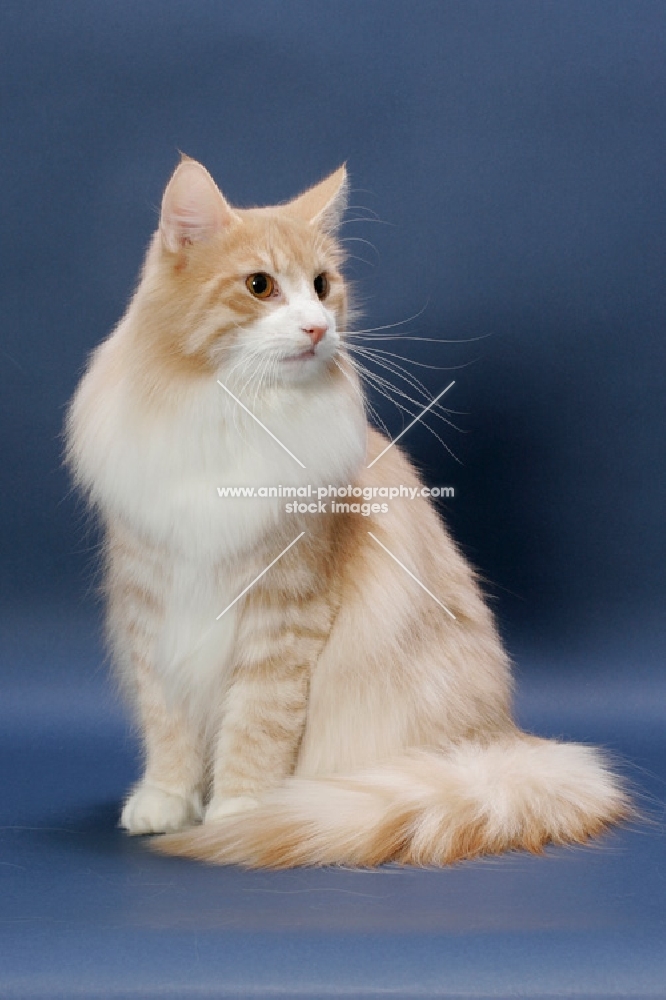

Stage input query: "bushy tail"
[{"left": 154, "top": 735, "right": 629, "bottom": 868}]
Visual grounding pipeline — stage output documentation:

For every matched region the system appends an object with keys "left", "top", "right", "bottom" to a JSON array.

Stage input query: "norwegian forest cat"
[{"left": 66, "top": 157, "right": 627, "bottom": 866}]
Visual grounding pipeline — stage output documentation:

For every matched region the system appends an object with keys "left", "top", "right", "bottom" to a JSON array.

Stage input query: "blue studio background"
[{"left": 1, "top": 2, "right": 665, "bottom": 998}]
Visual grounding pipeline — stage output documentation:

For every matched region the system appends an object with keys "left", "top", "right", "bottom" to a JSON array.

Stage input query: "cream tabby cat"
[{"left": 66, "top": 157, "right": 627, "bottom": 866}]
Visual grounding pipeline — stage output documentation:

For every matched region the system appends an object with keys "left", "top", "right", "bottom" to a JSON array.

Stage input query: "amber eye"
[
  {"left": 314, "top": 272, "right": 329, "bottom": 300},
  {"left": 246, "top": 272, "right": 275, "bottom": 299}
]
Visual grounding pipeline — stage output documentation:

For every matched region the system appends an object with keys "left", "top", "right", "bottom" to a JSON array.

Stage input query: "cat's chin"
[
  {"left": 283, "top": 347, "right": 317, "bottom": 362},
  {"left": 278, "top": 351, "right": 333, "bottom": 383}
]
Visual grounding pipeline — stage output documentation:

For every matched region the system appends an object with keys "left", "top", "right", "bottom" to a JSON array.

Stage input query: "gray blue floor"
[{"left": 2, "top": 605, "right": 665, "bottom": 999}]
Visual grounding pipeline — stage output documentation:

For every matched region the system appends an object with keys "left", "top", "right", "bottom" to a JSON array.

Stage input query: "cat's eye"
[
  {"left": 314, "top": 273, "right": 329, "bottom": 300},
  {"left": 246, "top": 272, "right": 275, "bottom": 299}
]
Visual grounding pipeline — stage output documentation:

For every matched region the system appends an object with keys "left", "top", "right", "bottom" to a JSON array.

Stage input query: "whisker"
[
  {"left": 343, "top": 253, "right": 376, "bottom": 268},
  {"left": 340, "top": 217, "right": 393, "bottom": 227},
  {"left": 335, "top": 355, "right": 391, "bottom": 439},
  {"left": 350, "top": 357, "right": 461, "bottom": 463},
  {"left": 350, "top": 345, "right": 457, "bottom": 371},
  {"left": 341, "top": 303, "right": 430, "bottom": 336},
  {"left": 349, "top": 344, "right": 441, "bottom": 398},
  {"left": 344, "top": 203, "right": 382, "bottom": 220},
  {"left": 251, "top": 353, "right": 272, "bottom": 413},
  {"left": 345, "top": 346, "right": 465, "bottom": 434},
  {"left": 222, "top": 349, "right": 268, "bottom": 444},
  {"left": 348, "top": 359, "right": 462, "bottom": 464},
  {"left": 338, "top": 236, "right": 380, "bottom": 262},
  {"left": 226, "top": 346, "right": 265, "bottom": 392},
  {"left": 348, "top": 332, "right": 492, "bottom": 344},
  {"left": 348, "top": 344, "right": 437, "bottom": 408},
  {"left": 363, "top": 366, "right": 464, "bottom": 441}
]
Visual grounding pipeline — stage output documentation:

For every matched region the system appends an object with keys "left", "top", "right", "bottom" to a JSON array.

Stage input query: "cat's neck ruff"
[{"left": 71, "top": 335, "right": 367, "bottom": 562}]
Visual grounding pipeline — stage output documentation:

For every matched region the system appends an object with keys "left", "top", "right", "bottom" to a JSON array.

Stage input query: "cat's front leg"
[
  {"left": 120, "top": 654, "right": 205, "bottom": 834},
  {"left": 205, "top": 592, "right": 332, "bottom": 822},
  {"left": 107, "top": 528, "right": 206, "bottom": 835}
]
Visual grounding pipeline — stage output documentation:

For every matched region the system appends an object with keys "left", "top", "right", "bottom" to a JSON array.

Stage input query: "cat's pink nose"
[{"left": 302, "top": 325, "right": 327, "bottom": 346}]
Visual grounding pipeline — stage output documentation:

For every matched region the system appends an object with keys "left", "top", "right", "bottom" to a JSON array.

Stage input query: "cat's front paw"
[
  {"left": 204, "top": 795, "right": 259, "bottom": 823},
  {"left": 120, "top": 784, "right": 203, "bottom": 835}
]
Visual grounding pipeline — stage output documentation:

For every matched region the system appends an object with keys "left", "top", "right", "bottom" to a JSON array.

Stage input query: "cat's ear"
[
  {"left": 160, "top": 157, "right": 239, "bottom": 252},
  {"left": 286, "top": 165, "right": 348, "bottom": 232}
]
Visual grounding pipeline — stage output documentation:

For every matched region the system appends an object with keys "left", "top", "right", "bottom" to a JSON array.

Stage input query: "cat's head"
[{"left": 134, "top": 156, "right": 350, "bottom": 390}]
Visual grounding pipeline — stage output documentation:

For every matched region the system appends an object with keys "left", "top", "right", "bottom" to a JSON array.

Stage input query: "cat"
[{"left": 65, "top": 156, "right": 628, "bottom": 866}]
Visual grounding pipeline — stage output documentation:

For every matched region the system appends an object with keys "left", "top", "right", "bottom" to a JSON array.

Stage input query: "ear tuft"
[
  {"left": 160, "top": 158, "right": 238, "bottom": 252},
  {"left": 286, "top": 164, "right": 348, "bottom": 232}
]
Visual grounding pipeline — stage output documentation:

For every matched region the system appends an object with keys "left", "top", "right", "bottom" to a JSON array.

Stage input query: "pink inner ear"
[
  {"left": 160, "top": 161, "right": 234, "bottom": 252},
  {"left": 170, "top": 201, "right": 212, "bottom": 244}
]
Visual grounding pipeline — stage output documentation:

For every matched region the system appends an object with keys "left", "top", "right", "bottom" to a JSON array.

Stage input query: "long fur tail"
[{"left": 153, "top": 735, "right": 629, "bottom": 867}]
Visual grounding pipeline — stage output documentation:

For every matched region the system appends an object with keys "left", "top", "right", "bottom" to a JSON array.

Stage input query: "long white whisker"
[
  {"left": 350, "top": 343, "right": 477, "bottom": 379},
  {"left": 222, "top": 346, "right": 272, "bottom": 447},
  {"left": 351, "top": 358, "right": 461, "bottom": 463},
  {"left": 350, "top": 344, "right": 472, "bottom": 371},
  {"left": 251, "top": 353, "right": 271, "bottom": 413},
  {"left": 349, "top": 344, "right": 434, "bottom": 398},
  {"left": 347, "top": 345, "right": 472, "bottom": 416},
  {"left": 343, "top": 253, "right": 376, "bottom": 267},
  {"left": 347, "top": 347, "right": 465, "bottom": 434},
  {"left": 348, "top": 361, "right": 460, "bottom": 463},
  {"left": 223, "top": 348, "right": 268, "bottom": 443},
  {"left": 348, "top": 332, "right": 493, "bottom": 344},
  {"left": 339, "top": 236, "right": 379, "bottom": 252},
  {"left": 341, "top": 303, "right": 430, "bottom": 337},
  {"left": 229, "top": 348, "right": 266, "bottom": 396},
  {"left": 344, "top": 204, "right": 382, "bottom": 219},
  {"left": 364, "top": 366, "right": 463, "bottom": 441},
  {"left": 340, "top": 217, "right": 393, "bottom": 227},
  {"left": 334, "top": 354, "right": 391, "bottom": 439}
]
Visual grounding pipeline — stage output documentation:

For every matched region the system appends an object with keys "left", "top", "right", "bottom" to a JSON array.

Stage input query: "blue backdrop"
[
  {"left": 1, "top": 3, "right": 665, "bottom": 997},
  {"left": 3, "top": 0, "right": 665, "bottom": 649}
]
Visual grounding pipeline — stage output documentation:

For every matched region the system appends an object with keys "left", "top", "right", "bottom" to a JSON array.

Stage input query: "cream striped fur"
[{"left": 66, "top": 158, "right": 628, "bottom": 866}]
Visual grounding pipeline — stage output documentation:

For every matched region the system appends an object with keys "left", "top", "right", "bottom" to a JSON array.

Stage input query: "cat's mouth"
[{"left": 283, "top": 347, "right": 317, "bottom": 362}]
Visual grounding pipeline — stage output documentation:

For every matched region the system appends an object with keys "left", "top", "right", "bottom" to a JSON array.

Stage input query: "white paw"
[
  {"left": 120, "top": 784, "right": 202, "bottom": 835},
  {"left": 204, "top": 795, "right": 259, "bottom": 823}
]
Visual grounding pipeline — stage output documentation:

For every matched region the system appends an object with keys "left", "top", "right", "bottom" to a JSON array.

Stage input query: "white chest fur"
[{"left": 69, "top": 336, "right": 367, "bottom": 563}]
